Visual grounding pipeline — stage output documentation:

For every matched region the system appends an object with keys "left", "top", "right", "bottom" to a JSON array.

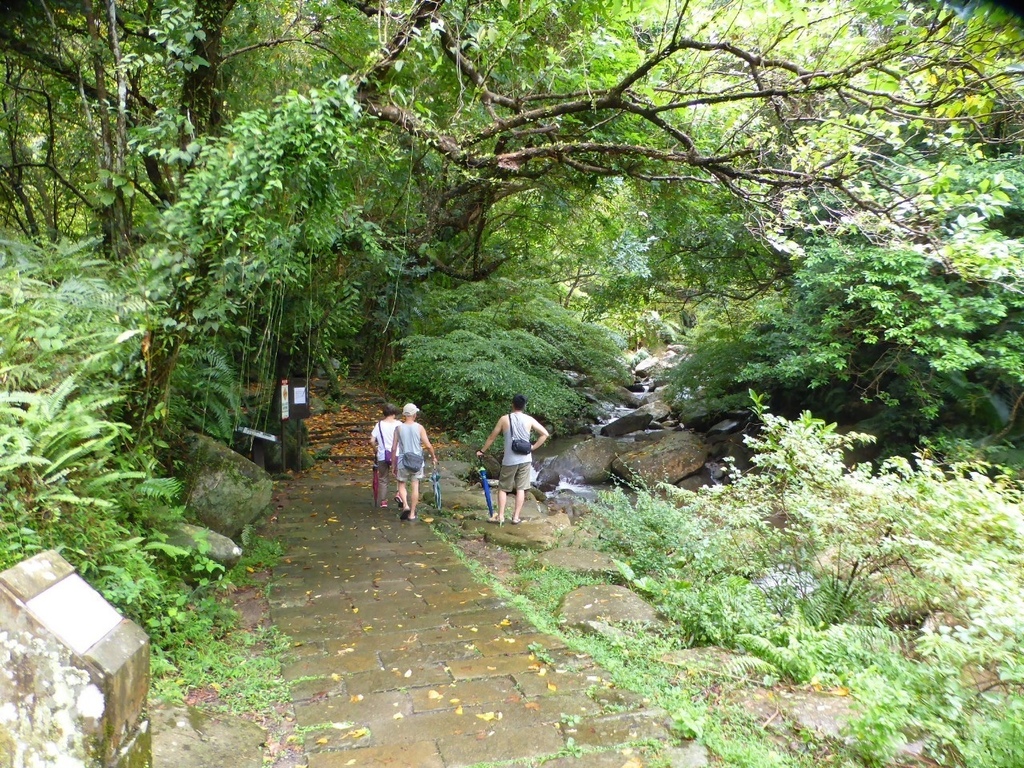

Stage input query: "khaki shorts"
[
  {"left": 499, "top": 461, "right": 531, "bottom": 492},
  {"left": 396, "top": 464, "right": 424, "bottom": 482}
]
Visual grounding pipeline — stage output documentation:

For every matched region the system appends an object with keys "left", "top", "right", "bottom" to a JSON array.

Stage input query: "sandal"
[
  {"left": 399, "top": 508, "right": 411, "bottom": 520},
  {"left": 511, "top": 518, "right": 522, "bottom": 525}
]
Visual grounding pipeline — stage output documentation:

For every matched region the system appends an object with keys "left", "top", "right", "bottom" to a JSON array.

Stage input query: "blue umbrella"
[{"left": 479, "top": 466, "right": 495, "bottom": 520}]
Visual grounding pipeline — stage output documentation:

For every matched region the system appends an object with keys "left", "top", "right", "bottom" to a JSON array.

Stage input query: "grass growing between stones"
[
  {"left": 150, "top": 534, "right": 292, "bottom": 715},
  {"left": 443, "top": 532, "right": 863, "bottom": 768}
]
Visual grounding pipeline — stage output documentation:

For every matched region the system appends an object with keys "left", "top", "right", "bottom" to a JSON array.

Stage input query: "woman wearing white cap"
[{"left": 390, "top": 403, "right": 437, "bottom": 521}]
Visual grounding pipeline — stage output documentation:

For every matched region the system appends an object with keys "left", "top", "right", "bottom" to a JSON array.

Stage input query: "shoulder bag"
[
  {"left": 509, "top": 413, "right": 532, "bottom": 455},
  {"left": 378, "top": 423, "right": 392, "bottom": 463}
]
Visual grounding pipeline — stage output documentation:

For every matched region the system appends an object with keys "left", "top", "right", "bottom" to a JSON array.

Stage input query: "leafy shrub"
[
  {"left": 168, "top": 345, "right": 242, "bottom": 442},
  {"left": 0, "top": 240, "right": 244, "bottom": 664},
  {"left": 386, "top": 280, "right": 628, "bottom": 438},
  {"left": 586, "top": 404, "right": 1024, "bottom": 763},
  {"left": 669, "top": 237, "right": 1024, "bottom": 447},
  {"left": 664, "top": 301, "right": 769, "bottom": 417}
]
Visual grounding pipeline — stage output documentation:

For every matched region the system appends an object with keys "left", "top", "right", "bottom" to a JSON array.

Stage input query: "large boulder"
[
  {"left": 185, "top": 434, "right": 273, "bottom": 539},
  {"left": 633, "top": 347, "right": 683, "bottom": 383},
  {"left": 633, "top": 355, "right": 663, "bottom": 376},
  {"left": 611, "top": 430, "right": 708, "bottom": 486},
  {"left": 536, "top": 437, "right": 623, "bottom": 488},
  {"left": 483, "top": 512, "right": 572, "bottom": 550},
  {"left": 442, "top": 488, "right": 493, "bottom": 513},
  {"left": 621, "top": 388, "right": 651, "bottom": 408},
  {"left": 571, "top": 437, "right": 624, "bottom": 481},
  {"left": 635, "top": 398, "right": 672, "bottom": 422},
  {"left": 600, "top": 411, "right": 653, "bottom": 437},
  {"left": 166, "top": 524, "right": 243, "bottom": 571}
]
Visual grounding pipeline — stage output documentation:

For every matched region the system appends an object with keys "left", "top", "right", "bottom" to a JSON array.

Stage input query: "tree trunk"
[
  {"left": 180, "top": 0, "right": 236, "bottom": 141},
  {"left": 82, "top": 0, "right": 131, "bottom": 259}
]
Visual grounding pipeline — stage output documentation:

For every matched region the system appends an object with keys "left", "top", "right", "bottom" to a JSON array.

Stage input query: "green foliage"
[
  {"left": 152, "top": 538, "right": 288, "bottom": 713},
  {"left": 0, "top": 239, "right": 275, "bottom": 688},
  {"left": 668, "top": 154, "right": 1024, "bottom": 449},
  {"left": 385, "top": 280, "right": 627, "bottom": 437},
  {"left": 168, "top": 345, "right": 241, "bottom": 442},
  {"left": 586, "top": 406, "right": 1024, "bottom": 764},
  {"left": 0, "top": 239, "right": 145, "bottom": 391},
  {"left": 958, "top": 696, "right": 1024, "bottom": 768},
  {"left": 664, "top": 302, "right": 775, "bottom": 417}
]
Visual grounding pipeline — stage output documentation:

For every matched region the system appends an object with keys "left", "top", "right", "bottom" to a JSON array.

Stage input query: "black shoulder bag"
[{"left": 508, "top": 413, "right": 532, "bottom": 455}]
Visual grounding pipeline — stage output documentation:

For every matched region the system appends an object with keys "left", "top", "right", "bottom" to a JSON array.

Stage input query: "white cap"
[{"left": 402, "top": 403, "right": 419, "bottom": 416}]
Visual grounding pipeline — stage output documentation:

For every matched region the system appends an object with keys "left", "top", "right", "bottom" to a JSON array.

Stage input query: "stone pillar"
[{"left": 0, "top": 551, "right": 151, "bottom": 767}]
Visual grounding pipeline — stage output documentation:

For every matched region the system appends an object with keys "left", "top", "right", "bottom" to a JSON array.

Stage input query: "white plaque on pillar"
[{"left": 26, "top": 574, "right": 124, "bottom": 655}]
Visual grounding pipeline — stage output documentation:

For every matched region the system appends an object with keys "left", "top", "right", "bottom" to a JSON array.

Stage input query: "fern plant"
[{"left": 168, "top": 345, "right": 242, "bottom": 442}]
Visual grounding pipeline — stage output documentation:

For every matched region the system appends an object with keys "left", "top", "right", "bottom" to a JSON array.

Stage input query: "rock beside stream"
[
  {"left": 536, "top": 436, "right": 624, "bottom": 489},
  {"left": 600, "top": 411, "right": 653, "bottom": 437},
  {"left": 611, "top": 430, "right": 708, "bottom": 486},
  {"left": 635, "top": 398, "right": 672, "bottom": 422}
]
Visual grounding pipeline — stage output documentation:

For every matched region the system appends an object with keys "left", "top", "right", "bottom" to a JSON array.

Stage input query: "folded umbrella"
[
  {"left": 479, "top": 466, "right": 494, "bottom": 520},
  {"left": 431, "top": 469, "right": 442, "bottom": 511}
]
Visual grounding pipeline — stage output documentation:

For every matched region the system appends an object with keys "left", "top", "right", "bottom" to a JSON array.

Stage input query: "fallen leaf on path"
[
  {"left": 347, "top": 728, "right": 370, "bottom": 739},
  {"left": 350, "top": 694, "right": 364, "bottom": 702},
  {"left": 476, "top": 712, "right": 500, "bottom": 721},
  {"left": 525, "top": 702, "right": 541, "bottom": 711},
  {"left": 428, "top": 690, "right": 444, "bottom": 700},
  {"left": 547, "top": 683, "right": 557, "bottom": 692},
  {"left": 455, "top": 706, "right": 464, "bottom": 715}
]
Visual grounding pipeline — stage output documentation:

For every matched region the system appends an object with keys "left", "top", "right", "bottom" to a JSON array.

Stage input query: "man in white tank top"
[{"left": 476, "top": 394, "right": 549, "bottom": 524}]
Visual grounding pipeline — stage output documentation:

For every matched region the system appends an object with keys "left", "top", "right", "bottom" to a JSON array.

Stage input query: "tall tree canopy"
[{"left": 2, "top": 0, "right": 1024, "bottom": 435}]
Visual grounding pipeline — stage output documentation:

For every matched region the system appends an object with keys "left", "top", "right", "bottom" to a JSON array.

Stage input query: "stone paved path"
[{"left": 268, "top": 465, "right": 675, "bottom": 768}]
